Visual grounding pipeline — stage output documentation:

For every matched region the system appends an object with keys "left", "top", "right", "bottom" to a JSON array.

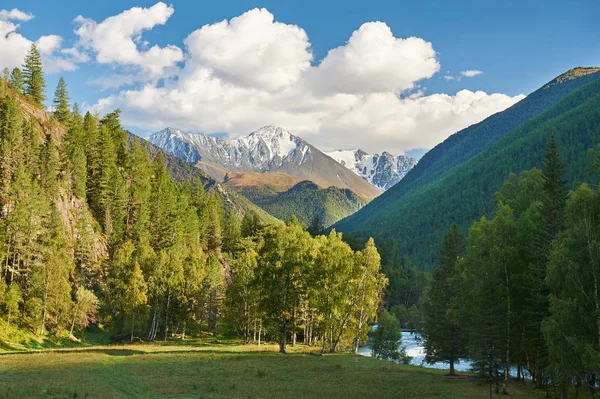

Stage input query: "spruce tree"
[
  {"left": 52, "top": 77, "right": 70, "bottom": 124},
  {"left": 422, "top": 223, "right": 468, "bottom": 376},
  {"left": 22, "top": 44, "right": 46, "bottom": 105},
  {"left": 9, "top": 68, "right": 24, "bottom": 93}
]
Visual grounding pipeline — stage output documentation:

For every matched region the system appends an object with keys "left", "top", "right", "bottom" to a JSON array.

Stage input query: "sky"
[{"left": 1, "top": 0, "right": 599, "bottom": 155}]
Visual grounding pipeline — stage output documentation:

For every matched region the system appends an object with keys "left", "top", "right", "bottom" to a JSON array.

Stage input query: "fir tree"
[
  {"left": 52, "top": 77, "right": 70, "bottom": 124},
  {"left": 9, "top": 68, "right": 24, "bottom": 93},
  {"left": 422, "top": 223, "right": 468, "bottom": 376},
  {"left": 22, "top": 44, "right": 46, "bottom": 105}
]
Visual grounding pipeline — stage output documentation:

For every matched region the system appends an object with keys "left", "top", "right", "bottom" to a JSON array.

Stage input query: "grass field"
[{"left": 0, "top": 338, "right": 545, "bottom": 399}]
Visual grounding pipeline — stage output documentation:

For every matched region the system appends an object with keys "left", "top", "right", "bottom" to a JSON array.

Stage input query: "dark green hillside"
[
  {"left": 335, "top": 70, "right": 600, "bottom": 269},
  {"left": 237, "top": 180, "right": 368, "bottom": 228},
  {"left": 361, "top": 67, "right": 600, "bottom": 215}
]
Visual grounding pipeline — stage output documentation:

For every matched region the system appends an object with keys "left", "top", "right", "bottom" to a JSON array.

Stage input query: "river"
[{"left": 357, "top": 331, "right": 472, "bottom": 372}]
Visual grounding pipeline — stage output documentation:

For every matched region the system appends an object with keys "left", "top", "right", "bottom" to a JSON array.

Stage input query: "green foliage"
[
  {"left": 371, "top": 310, "right": 410, "bottom": 363},
  {"left": 22, "top": 44, "right": 45, "bottom": 105},
  {"left": 8, "top": 68, "right": 23, "bottom": 93},
  {"left": 237, "top": 180, "right": 368, "bottom": 228},
  {"left": 336, "top": 71, "right": 600, "bottom": 269},
  {"left": 52, "top": 77, "right": 70, "bottom": 124},
  {"left": 422, "top": 224, "right": 468, "bottom": 375}
]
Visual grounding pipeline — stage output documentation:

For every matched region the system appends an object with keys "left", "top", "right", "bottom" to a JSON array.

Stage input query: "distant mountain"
[
  {"left": 149, "top": 125, "right": 381, "bottom": 199},
  {"left": 334, "top": 67, "right": 600, "bottom": 269},
  {"left": 326, "top": 149, "right": 418, "bottom": 190},
  {"left": 230, "top": 180, "right": 368, "bottom": 228},
  {"left": 127, "top": 134, "right": 279, "bottom": 224}
]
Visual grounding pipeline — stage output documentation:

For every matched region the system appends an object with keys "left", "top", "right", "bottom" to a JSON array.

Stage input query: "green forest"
[
  {"left": 421, "top": 136, "right": 600, "bottom": 397},
  {"left": 336, "top": 68, "right": 600, "bottom": 269},
  {"left": 0, "top": 45, "right": 387, "bottom": 355},
  {"left": 234, "top": 180, "right": 368, "bottom": 228}
]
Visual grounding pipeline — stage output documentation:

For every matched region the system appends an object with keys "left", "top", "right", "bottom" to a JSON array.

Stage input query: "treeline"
[
  {"left": 0, "top": 45, "right": 387, "bottom": 354},
  {"left": 422, "top": 136, "right": 600, "bottom": 397}
]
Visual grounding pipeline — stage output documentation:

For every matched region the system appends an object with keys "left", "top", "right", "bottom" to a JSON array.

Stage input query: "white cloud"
[
  {"left": 461, "top": 69, "right": 483, "bottom": 77},
  {"left": 0, "top": 8, "right": 34, "bottom": 22},
  {"left": 74, "top": 2, "right": 183, "bottom": 86},
  {"left": 184, "top": 8, "right": 312, "bottom": 91},
  {"left": 0, "top": 8, "right": 84, "bottom": 73},
  {"left": 444, "top": 75, "right": 455, "bottom": 81},
  {"left": 94, "top": 7, "right": 524, "bottom": 154},
  {"left": 309, "top": 22, "right": 439, "bottom": 95}
]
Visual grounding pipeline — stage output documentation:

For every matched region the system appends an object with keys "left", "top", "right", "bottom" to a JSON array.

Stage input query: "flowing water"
[{"left": 357, "top": 331, "right": 472, "bottom": 372}]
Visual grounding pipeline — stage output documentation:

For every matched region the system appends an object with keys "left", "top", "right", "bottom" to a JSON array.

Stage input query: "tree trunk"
[
  {"left": 588, "top": 374, "right": 595, "bottom": 397},
  {"left": 131, "top": 312, "right": 135, "bottom": 342},
  {"left": 488, "top": 381, "right": 493, "bottom": 399},
  {"left": 164, "top": 292, "right": 170, "bottom": 341},
  {"left": 69, "top": 302, "right": 80, "bottom": 337},
  {"left": 258, "top": 321, "right": 262, "bottom": 346},
  {"left": 182, "top": 321, "right": 186, "bottom": 340},
  {"left": 449, "top": 360, "right": 456, "bottom": 376},
  {"left": 39, "top": 278, "right": 49, "bottom": 336}
]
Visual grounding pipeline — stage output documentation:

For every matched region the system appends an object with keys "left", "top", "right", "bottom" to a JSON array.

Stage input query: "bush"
[{"left": 371, "top": 310, "right": 411, "bottom": 364}]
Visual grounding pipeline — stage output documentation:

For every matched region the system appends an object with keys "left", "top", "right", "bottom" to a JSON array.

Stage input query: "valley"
[{"left": 0, "top": 4, "right": 598, "bottom": 398}]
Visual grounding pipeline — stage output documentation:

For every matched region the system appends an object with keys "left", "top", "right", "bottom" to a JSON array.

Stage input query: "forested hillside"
[
  {"left": 336, "top": 68, "right": 600, "bottom": 268},
  {"left": 231, "top": 180, "right": 368, "bottom": 228},
  {"left": 0, "top": 46, "right": 387, "bottom": 354}
]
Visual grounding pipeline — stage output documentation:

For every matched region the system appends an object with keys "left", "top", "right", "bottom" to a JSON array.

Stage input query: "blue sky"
[{"left": 2, "top": 0, "right": 599, "bottom": 153}]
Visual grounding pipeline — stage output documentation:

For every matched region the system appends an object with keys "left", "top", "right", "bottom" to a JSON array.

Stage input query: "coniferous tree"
[
  {"left": 22, "top": 44, "right": 45, "bottom": 105},
  {"left": 52, "top": 77, "right": 70, "bottom": 124},
  {"left": 9, "top": 68, "right": 23, "bottom": 93},
  {"left": 422, "top": 223, "right": 468, "bottom": 376},
  {"left": 222, "top": 209, "right": 241, "bottom": 253}
]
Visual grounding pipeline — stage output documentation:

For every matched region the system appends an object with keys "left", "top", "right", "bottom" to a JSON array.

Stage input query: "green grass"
[{"left": 0, "top": 338, "right": 545, "bottom": 399}]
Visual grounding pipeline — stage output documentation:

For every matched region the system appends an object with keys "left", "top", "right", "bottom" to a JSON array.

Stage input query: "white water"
[{"left": 357, "top": 332, "right": 472, "bottom": 372}]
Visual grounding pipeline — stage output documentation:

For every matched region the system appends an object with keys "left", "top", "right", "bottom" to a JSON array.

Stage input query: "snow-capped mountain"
[
  {"left": 325, "top": 149, "right": 418, "bottom": 190},
  {"left": 149, "top": 126, "right": 382, "bottom": 199}
]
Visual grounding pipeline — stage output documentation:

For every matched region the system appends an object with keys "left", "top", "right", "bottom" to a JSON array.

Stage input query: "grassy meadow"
[{"left": 0, "top": 337, "right": 545, "bottom": 399}]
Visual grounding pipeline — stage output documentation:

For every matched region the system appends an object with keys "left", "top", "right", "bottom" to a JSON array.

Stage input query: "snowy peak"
[
  {"left": 148, "top": 125, "right": 310, "bottom": 171},
  {"left": 326, "top": 149, "right": 418, "bottom": 190},
  {"left": 149, "top": 126, "right": 382, "bottom": 199}
]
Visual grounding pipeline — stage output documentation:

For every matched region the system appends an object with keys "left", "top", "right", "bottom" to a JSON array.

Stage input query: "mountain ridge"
[{"left": 149, "top": 125, "right": 382, "bottom": 199}]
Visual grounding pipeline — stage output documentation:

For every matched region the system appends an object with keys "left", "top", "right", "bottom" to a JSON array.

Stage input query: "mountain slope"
[
  {"left": 149, "top": 125, "right": 382, "bottom": 199},
  {"left": 335, "top": 68, "right": 600, "bottom": 269},
  {"left": 233, "top": 180, "right": 368, "bottom": 228},
  {"left": 128, "top": 133, "right": 278, "bottom": 223},
  {"left": 326, "top": 149, "right": 417, "bottom": 190}
]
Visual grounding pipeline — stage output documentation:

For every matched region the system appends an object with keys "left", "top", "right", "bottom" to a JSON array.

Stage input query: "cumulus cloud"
[
  {"left": 184, "top": 8, "right": 312, "bottom": 91},
  {"left": 309, "top": 22, "right": 439, "bottom": 95},
  {"left": 94, "top": 7, "right": 524, "bottom": 154},
  {"left": 0, "top": 8, "right": 84, "bottom": 73},
  {"left": 443, "top": 75, "right": 455, "bottom": 81},
  {"left": 74, "top": 2, "right": 183, "bottom": 86},
  {"left": 461, "top": 69, "right": 484, "bottom": 77},
  {"left": 0, "top": 8, "right": 34, "bottom": 21}
]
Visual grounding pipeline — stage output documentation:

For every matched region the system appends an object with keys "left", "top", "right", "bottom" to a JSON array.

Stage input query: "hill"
[
  {"left": 149, "top": 125, "right": 382, "bottom": 199},
  {"left": 229, "top": 180, "right": 368, "bottom": 228},
  {"left": 334, "top": 68, "right": 600, "bottom": 268}
]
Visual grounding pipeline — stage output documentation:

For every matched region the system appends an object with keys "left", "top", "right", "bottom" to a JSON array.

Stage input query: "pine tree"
[
  {"left": 9, "top": 68, "right": 24, "bottom": 93},
  {"left": 1, "top": 68, "right": 9, "bottom": 83},
  {"left": 52, "top": 77, "right": 70, "bottom": 124},
  {"left": 22, "top": 44, "right": 46, "bottom": 105},
  {"left": 222, "top": 209, "right": 241, "bottom": 253},
  {"left": 422, "top": 223, "right": 468, "bottom": 375}
]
